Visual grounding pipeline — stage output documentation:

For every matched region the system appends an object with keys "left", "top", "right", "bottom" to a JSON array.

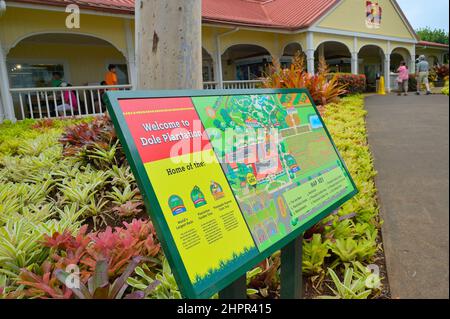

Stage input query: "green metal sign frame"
[{"left": 105, "top": 88, "right": 358, "bottom": 299}]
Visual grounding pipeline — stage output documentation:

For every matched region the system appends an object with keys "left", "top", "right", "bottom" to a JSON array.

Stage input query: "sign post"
[
  {"left": 106, "top": 89, "right": 358, "bottom": 299},
  {"left": 280, "top": 236, "right": 303, "bottom": 299}
]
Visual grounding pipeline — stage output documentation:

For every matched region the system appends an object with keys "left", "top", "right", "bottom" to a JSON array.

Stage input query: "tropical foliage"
[
  {"left": 416, "top": 27, "right": 449, "bottom": 45},
  {"left": 0, "top": 94, "right": 384, "bottom": 299},
  {"left": 333, "top": 73, "right": 367, "bottom": 94},
  {"left": 261, "top": 52, "right": 347, "bottom": 106}
]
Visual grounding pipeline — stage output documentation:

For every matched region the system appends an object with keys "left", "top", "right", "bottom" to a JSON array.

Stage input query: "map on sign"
[{"left": 106, "top": 89, "right": 357, "bottom": 299}]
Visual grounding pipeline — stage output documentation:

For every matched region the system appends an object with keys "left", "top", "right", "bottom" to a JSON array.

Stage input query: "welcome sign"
[{"left": 105, "top": 89, "right": 357, "bottom": 299}]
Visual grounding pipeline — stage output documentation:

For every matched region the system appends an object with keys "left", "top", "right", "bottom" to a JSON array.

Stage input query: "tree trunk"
[{"left": 135, "top": 0, "right": 203, "bottom": 90}]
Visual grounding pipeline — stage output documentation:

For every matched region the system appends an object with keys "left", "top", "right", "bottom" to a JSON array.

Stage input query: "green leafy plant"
[
  {"left": 318, "top": 265, "right": 372, "bottom": 299},
  {"left": 329, "top": 234, "right": 378, "bottom": 263},
  {"left": 302, "top": 234, "right": 330, "bottom": 276},
  {"left": 107, "top": 185, "right": 140, "bottom": 206},
  {"left": 442, "top": 79, "right": 449, "bottom": 95},
  {"left": 128, "top": 257, "right": 181, "bottom": 299}
]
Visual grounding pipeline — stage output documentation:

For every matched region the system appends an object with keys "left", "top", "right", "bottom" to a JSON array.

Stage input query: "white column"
[
  {"left": 306, "top": 32, "right": 315, "bottom": 74},
  {"left": 384, "top": 53, "right": 391, "bottom": 92},
  {"left": 124, "top": 20, "right": 137, "bottom": 88},
  {"left": 351, "top": 52, "right": 358, "bottom": 74},
  {"left": 0, "top": 43, "right": 15, "bottom": 122},
  {"left": 215, "top": 36, "right": 224, "bottom": 89},
  {"left": 211, "top": 55, "right": 220, "bottom": 86},
  {"left": 352, "top": 37, "right": 358, "bottom": 75},
  {"left": 410, "top": 46, "right": 416, "bottom": 73}
]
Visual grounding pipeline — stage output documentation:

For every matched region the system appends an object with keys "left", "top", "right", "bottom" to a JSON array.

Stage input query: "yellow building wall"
[
  {"left": 318, "top": 0, "right": 415, "bottom": 40},
  {"left": 202, "top": 26, "right": 216, "bottom": 57},
  {"left": 313, "top": 33, "right": 354, "bottom": 51},
  {"left": 357, "top": 37, "right": 388, "bottom": 53},
  {"left": 279, "top": 33, "right": 307, "bottom": 54},
  {"left": 8, "top": 43, "right": 126, "bottom": 85},
  {"left": 218, "top": 29, "right": 279, "bottom": 56},
  {"left": 390, "top": 41, "right": 414, "bottom": 55},
  {"left": 0, "top": 7, "right": 128, "bottom": 56}
]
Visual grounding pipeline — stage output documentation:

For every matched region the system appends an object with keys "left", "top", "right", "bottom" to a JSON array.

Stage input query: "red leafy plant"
[
  {"left": 59, "top": 114, "right": 118, "bottom": 156},
  {"left": 262, "top": 52, "right": 347, "bottom": 106},
  {"left": 55, "top": 257, "right": 159, "bottom": 299},
  {"left": 32, "top": 118, "right": 55, "bottom": 130},
  {"left": 112, "top": 201, "right": 143, "bottom": 217},
  {"left": 434, "top": 64, "right": 449, "bottom": 80},
  {"left": 17, "top": 219, "right": 161, "bottom": 299}
]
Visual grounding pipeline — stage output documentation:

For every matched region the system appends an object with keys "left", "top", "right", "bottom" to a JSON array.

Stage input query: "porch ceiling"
[{"left": 20, "top": 33, "right": 113, "bottom": 46}]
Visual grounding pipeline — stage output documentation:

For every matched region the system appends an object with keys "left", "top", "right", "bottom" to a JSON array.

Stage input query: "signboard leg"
[
  {"left": 219, "top": 275, "right": 247, "bottom": 299},
  {"left": 280, "top": 235, "right": 303, "bottom": 299}
]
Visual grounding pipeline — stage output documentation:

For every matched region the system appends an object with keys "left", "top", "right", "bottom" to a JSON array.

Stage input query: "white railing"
[
  {"left": 10, "top": 84, "right": 131, "bottom": 120},
  {"left": 203, "top": 81, "right": 218, "bottom": 89},
  {"left": 10, "top": 81, "right": 265, "bottom": 120},
  {"left": 203, "top": 80, "right": 263, "bottom": 90},
  {"left": 224, "top": 80, "right": 263, "bottom": 89}
]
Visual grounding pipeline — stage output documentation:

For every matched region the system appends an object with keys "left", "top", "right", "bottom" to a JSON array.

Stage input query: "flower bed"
[{"left": 0, "top": 95, "right": 387, "bottom": 299}]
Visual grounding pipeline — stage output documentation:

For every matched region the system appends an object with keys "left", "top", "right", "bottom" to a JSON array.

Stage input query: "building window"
[{"left": 8, "top": 62, "right": 65, "bottom": 88}]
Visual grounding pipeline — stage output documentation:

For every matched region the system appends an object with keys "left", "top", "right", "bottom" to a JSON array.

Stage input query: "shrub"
[
  {"left": 261, "top": 52, "right": 347, "bottom": 106},
  {"left": 434, "top": 64, "right": 449, "bottom": 81},
  {"left": 442, "top": 80, "right": 449, "bottom": 95},
  {"left": 333, "top": 73, "right": 366, "bottom": 94},
  {"left": 408, "top": 74, "right": 418, "bottom": 91}
]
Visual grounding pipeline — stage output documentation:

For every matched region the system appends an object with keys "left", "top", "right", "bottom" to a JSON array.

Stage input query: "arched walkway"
[
  {"left": 221, "top": 44, "right": 272, "bottom": 81},
  {"left": 316, "top": 41, "right": 352, "bottom": 73},
  {"left": 7, "top": 33, "right": 128, "bottom": 88},
  {"left": 390, "top": 47, "right": 412, "bottom": 73},
  {"left": 281, "top": 42, "right": 304, "bottom": 67},
  {"left": 359, "top": 45, "right": 385, "bottom": 92}
]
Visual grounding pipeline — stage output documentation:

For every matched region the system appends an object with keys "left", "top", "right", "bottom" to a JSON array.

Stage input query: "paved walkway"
[{"left": 365, "top": 94, "right": 449, "bottom": 299}]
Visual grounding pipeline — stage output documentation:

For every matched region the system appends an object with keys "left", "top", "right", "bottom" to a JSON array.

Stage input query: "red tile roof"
[
  {"left": 11, "top": 0, "right": 340, "bottom": 30},
  {"left": 417, "top": 41, "right": 449, "bottom": 49}
]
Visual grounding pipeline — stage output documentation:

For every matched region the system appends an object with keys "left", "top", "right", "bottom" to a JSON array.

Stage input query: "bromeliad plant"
[
  {"left": 319, "top": 264, "right": 374, "bottom": 299},
  {"left": 262, "top": 52, "right": 347, "bottom": 106},
  {"left": 302, "top": 234, "right": 330, "bottom": 277},
  {"left": 55, "top": 257, "right": 159, "bottom": 299},
  {"left": 127, "top": 257, "right": 182, "bottom": 299}
]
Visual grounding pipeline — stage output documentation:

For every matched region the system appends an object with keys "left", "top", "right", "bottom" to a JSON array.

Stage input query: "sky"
[{"left": 396, "top": 0, "right": 449, "bottom": 31}]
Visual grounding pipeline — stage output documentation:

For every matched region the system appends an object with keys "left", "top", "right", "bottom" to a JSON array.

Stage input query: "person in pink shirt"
[
  {"left": 396, "top": 61, "right": 409, "bottom": 96},
  {"left": 57, "top": 82, "right": 79, "bottom": 116}
]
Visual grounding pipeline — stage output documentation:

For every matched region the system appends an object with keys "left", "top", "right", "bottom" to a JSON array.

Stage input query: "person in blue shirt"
[{"left": 416, "top": 55, "right": 431, "bottom": 95}]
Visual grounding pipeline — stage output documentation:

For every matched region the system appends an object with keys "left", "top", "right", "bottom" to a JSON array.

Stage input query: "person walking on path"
[
  {"left": 416, "top": 55, "right": 431, "bottom": 95},
  {"left": 396, "top": 61, "right": 409, "bottom": 96}
]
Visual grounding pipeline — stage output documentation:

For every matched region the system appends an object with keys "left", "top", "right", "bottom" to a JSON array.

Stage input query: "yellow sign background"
[{"left": 144, "top": 149, "right": 256, "bottom": 282}]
